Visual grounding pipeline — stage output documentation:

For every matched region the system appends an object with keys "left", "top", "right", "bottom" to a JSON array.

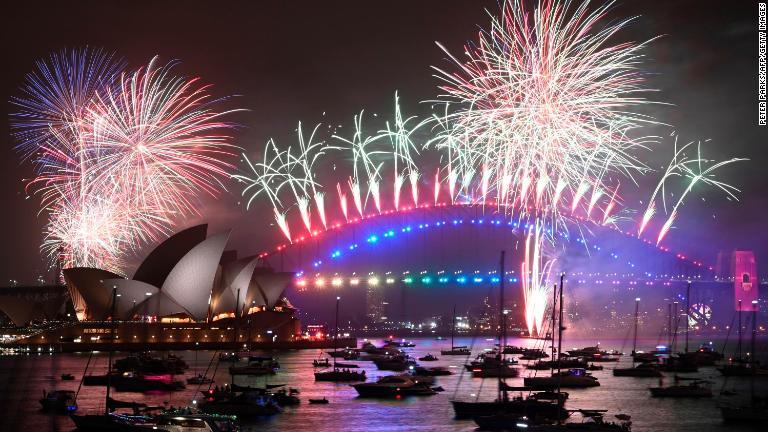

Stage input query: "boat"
[
  {"left": 413, "top": 366, "right": 453, "bottom": 376},
  {"left": 152, "top": 413, "right": 240, "bottom": 432},
  {"left": 500, "top": 345, "right": 527, "bottom": 354},
  {"left": 451, "top": 252, "right": 568, "bottom": 424},
  {"left": 314, "top": 296, "right": 367, "bottom": 382},
  {"left": 383, "top": 338, "right": 415, "bottom": 348},
  {"left": 84, "top": 371, "right": 186, "bottom": 392},
  {"left": 199, "top": 391, "right": 282, "bottom": 417},
  {"left": 187, "top": 374, "right": 215, "bottom": 385},
  {"left": 418, "top": 354, "right": 439, "bottom": 361},
  {"left": 351, "top": 375, "right": 437, "bottom": 397},
  {"left": 524, "top": 368, "right": 600, "bottom": 389},
  {"left": 677, "top": 344, "right": 723, "bottom": 366},
  {"left": 474, "top": 411, "right": 631, "bottom": 431},
  {"left": 612, "top": 363, "right": 662, "bottom": 377},
  {"left": 114, "top": 353, "right": 189, "bottom": 375},
  {"left": 312, "top": 358, "right": 330, "bottom": 367},
  {"left": 720, "top": 300, "right": 768, "bottom": 424},
  {"left": 441, "top": 305, "right": 471, "bottom": 355},
  {"left": 69, "top": 288, "right": 157, "bottom": 431},
  {"left": 613, "top": 298, "right": 662, "bottom": 378},
  {"left": 218, "top": 352, "right": 240, "bottom": 362},
  {"left": 527, "top": 359, "right": 587, "bottom": 371},
  {"left": 520, "top": 349, "right": 549, "bottom": 360},
  {"left": 308, "top": 397, "right": 329, "bottom": 404},
  {"left": 717, "top": 360, "right": 768, "bottom": 376},
  {"left": 39, "top": 389, "right": 77, "bottom": 413},
  {"left": 70, "top": 412, "right": 154, "bottom": 431},
  {"left": 586, "top": 364, "right": 604, "bottom": 371},
  {"left": 373, "top": 355, "right": 416, "bottom": 371},
  {"left": 228, "top": 357, "right": 279, "bottom": 376},
  {"left": 334, "top": 362, "right": 359, "bottom": 368},
  {"left": 314, "top": 368, "right": 366, "bottom": 381},
  {"left": 649, "top": 381, "right": 712, "bottom": 398},
  {"left": 61, "top": 373, "right": 75, "bottom": 380},
  {"left": 472, "top": 365, "right": 520, "bottom": 378}
]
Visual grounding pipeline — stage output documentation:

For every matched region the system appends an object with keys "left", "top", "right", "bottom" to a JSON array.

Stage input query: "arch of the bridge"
[{"left": 257, "top": 203, "right": 712, "bottom": 280}]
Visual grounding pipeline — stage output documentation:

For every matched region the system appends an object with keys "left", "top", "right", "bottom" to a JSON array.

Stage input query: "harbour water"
[{"left": 0, "top": 336, "right": 764, "bottom": 431}]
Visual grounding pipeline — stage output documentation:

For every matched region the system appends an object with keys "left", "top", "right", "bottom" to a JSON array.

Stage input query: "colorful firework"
[
  {"left": 12, "top": 50, "right": 239, "bottom": 272},
  {"left": 233, "top": 0, "right": 744, "bottom": 339}
]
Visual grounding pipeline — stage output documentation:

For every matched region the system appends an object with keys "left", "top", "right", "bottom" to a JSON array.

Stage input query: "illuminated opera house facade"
[{"left": 2, "top": 224, "right": 303, "bottom": 349}]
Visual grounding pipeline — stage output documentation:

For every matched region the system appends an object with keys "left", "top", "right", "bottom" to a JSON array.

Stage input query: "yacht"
[
  {"left": 524, "top": 368, "right": 600, "bottom": 389},
  {"left": 39, "top": 389, "right": 77, "bottom": 413},
  {"left": 314, "top": 368, "right": 366, "bottom": 381},
  {"left": 649, "top": 381, "right": 712, "bottom": 398},
  {"left": 352, "top": 375, "right": 437, "bottom": 397},
  {"left": 612, "top": 363, "right": 662, "bottom": 377}
]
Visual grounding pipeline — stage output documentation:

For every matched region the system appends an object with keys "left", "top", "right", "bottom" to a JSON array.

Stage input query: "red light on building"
[{"left": 732, "top": 250, "right": 758, "bottom": 311}]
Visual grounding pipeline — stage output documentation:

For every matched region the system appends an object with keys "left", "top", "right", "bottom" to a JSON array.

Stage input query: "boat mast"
[
  {"left": 632, "top": 297, "right": 640, "bottom": 367},
  {"left": 551, "top": 283, "right": 557, "bottom": 373},
  {"left": 750, "top": 300, "right": 758, "bottom": 402},
  {"left": 451, "top": 305, "right": 456, "bottom": 350},
  {"left": 105, "top": 287, "right": 117, "bottom": 416},
  {"left": 334, "top": 296, "right": 340, "bottom": 370},
  {"left": 556, "top": 273, "right": 564, "bottom": 424},
  {"left": 685, "top": 282, "right": 691, "bottom": 353},
  {"left": 498, "top": 250, "right": 506, "bottom": 403},
  {"left": 667, "top": 303, "right": 672, "bottom": 350},
  {"left": 737, "top": 299, "right": 743, "bottom": 360}
]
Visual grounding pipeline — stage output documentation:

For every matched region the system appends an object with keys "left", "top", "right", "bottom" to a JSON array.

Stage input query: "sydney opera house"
[{"left": 1, "top": 224, "right": 309, "bottom": 351}]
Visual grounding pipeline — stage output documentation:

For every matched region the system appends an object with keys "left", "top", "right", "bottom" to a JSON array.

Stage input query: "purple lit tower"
[{"left": 731, "top": 250, "right": 758, "bottom": 311}]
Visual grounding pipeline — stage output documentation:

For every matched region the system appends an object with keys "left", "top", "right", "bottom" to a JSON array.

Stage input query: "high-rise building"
[{"left": 366, "top": 283, "right": 385, "bottom": 323}]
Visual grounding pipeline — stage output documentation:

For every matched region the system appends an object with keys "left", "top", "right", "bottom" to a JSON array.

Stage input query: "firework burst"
[{"left": 12, "top": 50, "right": 239, "bottom": 272}]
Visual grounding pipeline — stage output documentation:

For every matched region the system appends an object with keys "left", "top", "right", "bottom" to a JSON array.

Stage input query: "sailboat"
[
  {"left": 452, "top": 251, "right": 568, "bottom": 422},
  {"left": 613, "top": 298, "right": 662, "bottom": 377},
  {"left": 720, "top": 299, "right": 768, "bottom": 422},
  {"left": 440, "top": 305, "right": 471, "bottom": 355},
  {"left": 70, "top": 289, "right": 149, "bottom": 431},
  {"left": 524, "top": 275, "right": 600, "bottom": 389},
  {"left": 718, "top": 299, "right": 768, "bottom": 376},
  {"left": 314, "top": 296, "right": 366, "bottom": 382}
]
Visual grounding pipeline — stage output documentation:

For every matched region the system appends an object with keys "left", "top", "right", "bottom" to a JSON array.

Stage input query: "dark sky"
[{"left": 1, "top": 0, "right": 765, "bottom": 283}]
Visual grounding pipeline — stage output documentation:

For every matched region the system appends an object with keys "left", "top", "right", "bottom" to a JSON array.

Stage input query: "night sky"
[{"left": 1, "top": 0, "right": 765, "bottom": 283}]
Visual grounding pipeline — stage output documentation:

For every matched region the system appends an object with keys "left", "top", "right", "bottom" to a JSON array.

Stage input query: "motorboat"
[
  {"left": 649, "top": 381, "right": 713, "bottom": 398},
  {"left": 352, "top": 375, "right": 437, "bottom": 397},
  {"left": 440, "top": 346, "right": 471, "bottom": 355},
  {"left": 61, "top": 373, "right": 75, "bottom": 380},
  {"left": 114, "top": 353, "right": 188, "bottom": 374},
  {"left": 524, "top": 368, "right": 600, "bottom": 389},
  {"left": 314, "top": 368, "right": 366, "bottom": 382},
  {"left": 472, "top": 364, "right": 520, "bottom": 378},
  {"left": 308, "top": 397, "right": 329, "bottom": 404},
  {"left": 520, "top": 349, "right": 549, "bottom": 360},
  {"left": 83, "top": 372, "right": 186, "bottom": 392},
  {"left": 451, "top": 396, "right": 568, "bottom": 421},
  {"left": 69, "top": 412, "right": 154, "bottom": 431},
  {"left": 39, "top": 389, "right": 77, "bottom": 413},
  {"left": 413, "top": 366, "right": 452, "bottom": 376},
  {"left": 199, "top": 391, "right": 282, "bottom": 417},
  {"left": 312, "top": 358, "right": 330, "bottom": 367},
  {"left": 187, "top": 374, "right": 215, "bottom": 385},
  {"left": 383, "top": 338, "right": 415, "bottom": 348},
  {"left": 418, "top": 354, "right": 439, "bottom": 361},
  {"left": 612, "top": 363, "right": 662, "bottom": 377},
  {"left": 228, "top": 357, "right": 279, "bottom": 376},
  {"left": 373, "top": 355, "right": 416, "bottom": 371},
  {"left": 527, "top": 359, "right": 587, "bottom": 370},
  {"left": 152, "top": 413, "right": 240, "bottom": 432},
  {"left": 218, "top": 353, "right": 240, "bottom": 362}
]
